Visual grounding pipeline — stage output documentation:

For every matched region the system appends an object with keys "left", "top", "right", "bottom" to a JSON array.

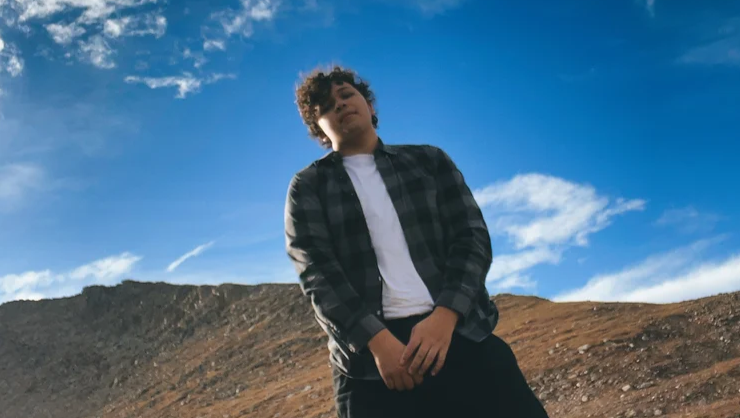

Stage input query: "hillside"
[{"left": 0, "top": 280, "right": 738, "bottom": 418}]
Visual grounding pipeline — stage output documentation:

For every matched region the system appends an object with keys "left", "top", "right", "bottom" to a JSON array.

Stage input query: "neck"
[{"left": 333, "top": 130, "right": 378, "bottom": 156}]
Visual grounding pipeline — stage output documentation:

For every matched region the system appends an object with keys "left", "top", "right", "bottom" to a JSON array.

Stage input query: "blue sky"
[{"left": 1, "top": 0, "right": 739, "bottom": 306}]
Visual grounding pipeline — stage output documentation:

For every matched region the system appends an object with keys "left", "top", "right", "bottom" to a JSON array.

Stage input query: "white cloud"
[
  {"left": 656, "top": 206, "right": 721, "bottom": 234},
  {"left": 183, "top": 47, "right": 208, "bottom": 69},
  {"left": 46, "top": 22, "right": 86, "bottom": 45},
  {"left": 0, "top": 270, "right": 54, "bottom": 295},
  {"left": 553, "top": 236, "right": 740, "bottom": 303},
  {"left": 493, "top": 274, "right": 537, "bottom": 292},
  {"left": 166, "top": 241, "right": 215, "bottom": 273},
  {"left": 103, "top": 13, "right": 166, "bottom": 38},
  {"left": 0, "top": 38, "right": 24, "bottom": 77},
  {"left": 414, "top": 0, "right": 465, "bottom": 15},
  {"left": 78, "top": 34, "right": 115, "bottom": 68},
  {"left": 487, "top": 247, "right": 562, "bottom": 282},
  {"left": 7, "top": 0, "right": 159, "bottom": 23},
  {"left": 677, "top": 16, "right": 740, "bottom": 68},
  {"left": 209, "top": 0, "right": 280, "bottom": 38},
  {"left": 475, "top": 173, "right": 644, "bottom": 291},
  {"left": 124, "top": 72, "right": 235, "bottom": 98},
  {"left": 1, "top": 1, "right": 167, "bottom": 73},
  {"left": 203, "top": 39, "right": 226, "bottom": 51},
  {"left": 474, "top": 173, "right": 645, "bottom": 249},
  {"left": 4, "top": 290, "right": 46, "bottom": 302},
  {"left": 5, "top": 54, "right": 23, "bottom": 76},
  {"left": 69, "top": 252, "right": 141, "bottom": 283},
  {"left": 0, "top": 252, "right": 142, "bottom": 304},
  {"left": 679, "top": 35, "right": 740, "bottom": 68},
  {"left": 380, "top": 0, "right": 465, "bottom": 15},
  {"left": 641, "top": 0, "right": 656, "bottom": 17},
  {"left": 0, "top": 163, "right": 45, "bottom": 211}
]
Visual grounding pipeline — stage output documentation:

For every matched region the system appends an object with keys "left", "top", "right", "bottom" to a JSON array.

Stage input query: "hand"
[
  {"left": 400, "top": 307, "right": 459, "bottom": 378},
  {"left": 368, "top": 329, "right": 423, "bottom": 391}
]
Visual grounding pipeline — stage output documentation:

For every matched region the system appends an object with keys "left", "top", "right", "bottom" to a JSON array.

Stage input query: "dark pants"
[{"left": 332, "top": 314, "right": 550, "bottom": 418}]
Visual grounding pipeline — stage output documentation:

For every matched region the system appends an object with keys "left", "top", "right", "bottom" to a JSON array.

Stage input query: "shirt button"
[{"left": 376, "top": 310, "right": 382, "bottom": 316}]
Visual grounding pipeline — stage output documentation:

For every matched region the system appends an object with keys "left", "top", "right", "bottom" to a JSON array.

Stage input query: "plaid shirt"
[{"left": 284, "top": 138, "right": 499, "bottom": 380}]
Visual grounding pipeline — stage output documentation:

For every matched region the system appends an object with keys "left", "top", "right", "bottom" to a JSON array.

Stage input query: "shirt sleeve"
[
  {"left": 431, "top": 147, "right": 493, "bottom": 318},
  {"left": 284, "top": 171, "right": 386, "bottom": 354}
]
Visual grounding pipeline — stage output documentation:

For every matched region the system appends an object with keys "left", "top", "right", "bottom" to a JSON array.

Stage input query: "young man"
[{"left": 284, "top": 66, "right": 549, "bottom": 418}]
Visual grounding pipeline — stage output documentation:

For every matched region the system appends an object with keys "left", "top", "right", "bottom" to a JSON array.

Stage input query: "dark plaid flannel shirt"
[{"left": 284, "top": 139, "right": 499, "bottom": 380}]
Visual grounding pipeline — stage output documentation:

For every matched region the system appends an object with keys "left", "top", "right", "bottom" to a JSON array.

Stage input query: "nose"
[{"left": 335, "top": 101, "right": 347, "bottom": 112}]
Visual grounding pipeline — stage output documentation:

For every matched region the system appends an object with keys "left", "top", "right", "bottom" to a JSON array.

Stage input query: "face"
[{"left": 316, "top": 81, "right": 375, "bottom": 147}]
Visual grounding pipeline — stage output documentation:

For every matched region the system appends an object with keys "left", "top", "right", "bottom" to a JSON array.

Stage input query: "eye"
[{"left": 317, "top": 100, "right": 334, "bottom": 114}]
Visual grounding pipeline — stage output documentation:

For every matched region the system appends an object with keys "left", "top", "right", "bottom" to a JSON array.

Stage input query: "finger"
[
  {"left": 384, "top": 375, "right": 395, "bottom": 391},
  {"left": 411, "top": 371, "right": 424, "bottom": 386},
  {"left": 401, "top": 372, "right": 415, "bottom": 391},
  {"left": 408, "top": 344, "right": 430, "bottom": 375},
  {"left": 391, "top": 374, "right": 404, "bottom": 391},
  {"left": 431, "top": 345, "right": 449, "bottom": 376},
  {"left": 401, "top": 335, "right": 421, "bottom": 365},
  {"left": 418, "top": 347, "right": 439, "bottom": 377}
]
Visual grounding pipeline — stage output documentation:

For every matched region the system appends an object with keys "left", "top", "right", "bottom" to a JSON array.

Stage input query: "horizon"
[{"left": 1, "top": 0, "right": 739, "bottom": 306}]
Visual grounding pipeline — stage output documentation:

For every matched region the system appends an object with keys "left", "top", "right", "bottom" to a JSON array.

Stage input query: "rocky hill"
[{"left": 0, "top": 280, "right": 738, "bottom": 418}]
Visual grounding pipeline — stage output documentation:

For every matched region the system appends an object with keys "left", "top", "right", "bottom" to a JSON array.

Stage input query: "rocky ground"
[{"left": 0, "top": 280, "right": 738, "bottom": 418}]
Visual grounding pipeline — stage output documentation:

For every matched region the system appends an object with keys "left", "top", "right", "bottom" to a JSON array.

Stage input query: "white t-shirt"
[{"left": 342, "top": 154, "right": 435, "bottom": 319}]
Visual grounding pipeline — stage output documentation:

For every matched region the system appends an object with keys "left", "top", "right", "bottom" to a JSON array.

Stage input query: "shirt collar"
[{"left": 318, "top": 136, "right": 395, "bottom": 165}]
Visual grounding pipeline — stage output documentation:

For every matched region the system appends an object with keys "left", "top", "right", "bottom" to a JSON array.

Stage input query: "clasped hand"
[{"left": 369, "top": 307, "right": 459, "bottom": 391}]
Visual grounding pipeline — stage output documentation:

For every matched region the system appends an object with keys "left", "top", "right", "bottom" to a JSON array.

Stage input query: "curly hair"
[{"left": 295, "top": 65, "right": 378, "bottom": 148}]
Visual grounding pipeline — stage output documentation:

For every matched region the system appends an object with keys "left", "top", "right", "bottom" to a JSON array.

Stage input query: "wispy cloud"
[
  {"left": 167, "top": 241, "right": 216, "bottom": 273},
  {"left": 679, "top": 36, "right": 740, "bottom": 67},
  {"left": 203, "top": 39, "right": 226, "bottom": 51},
  {"left": 0, "top": 0, "right": 281, "bottom": 98},
  {"left": 475, "top": 173, "right": 644, "bottom": 291},
  {"left": 487, "top": 247, "right": 562, "bottom": 282},
  {"left": 1, "top": 0, "right": 167, "bottom": 76},
  {"left": 382, "top": 0, "right": 466, "bottom": 16},
  {"left": 206, "top": 0, "right": 280, "bottom": 40},
  {"left": 475, "top": 173, "right": 645, "bottom": 249},
  {"left": 125, "top": 73, "right": 235, "bottom": 98},
  {"left": 103, "top": 13, "right": 167, "bottom": 38},
  {"left": 183, "top": 47, "right": 208, "bottom": 69},
  {"left": 0, "top": 36, "right": 24, "bottom": 77},
  {"left": 640, "top": 0, "right": 656, "bottom": 17},
  {"left": 78, "top": 34, "right": 116, "bottom": 69},
  {"left": 492, "top": 274, "right": 537, "bottom": 292},
  {"left": 0, "top": 163, "right": 45, "bottom": 212},
  {"left": 45, "top": 22, "right": 86, "bottom": 45},
  {"left": 416, "top": 0, "right": 466, "bottom": 15},
  {"left": 655, "top": 206, "right": 722, "bottom": 234},
  {"left": 553, "top": 236, "right": 740, "bottom": 303},
  {"left": 69, "top": 252, "right": 142, "bottom": 283},
  {"left": 0, "top": 252, "right": 142, "bottom": 304},
  {"left": 6, "top": 0, "right": 159, "bottom": 23},
  {"left": 678, "top": 17, "right": 740, "bottom": 68}
]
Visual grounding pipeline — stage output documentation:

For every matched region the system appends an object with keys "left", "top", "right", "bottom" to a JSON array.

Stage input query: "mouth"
[{"left": 340, "top": 112, "right": 357, "bottom": 123}]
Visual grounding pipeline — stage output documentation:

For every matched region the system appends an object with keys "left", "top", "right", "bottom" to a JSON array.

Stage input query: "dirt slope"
[{"left": 0, "top": 280, "right": 738, "bottom": 418}]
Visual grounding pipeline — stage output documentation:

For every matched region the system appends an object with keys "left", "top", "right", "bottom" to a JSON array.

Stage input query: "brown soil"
[{"left": 1, "top": 280, "right": 738, "bottom": 418}]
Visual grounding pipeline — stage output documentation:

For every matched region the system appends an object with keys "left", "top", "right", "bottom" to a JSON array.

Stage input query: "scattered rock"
[{"left": 622, "top": 385, "right": 632, "bottom": 392}]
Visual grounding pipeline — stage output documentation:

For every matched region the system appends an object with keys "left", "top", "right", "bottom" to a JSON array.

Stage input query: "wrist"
[
  {"left": 367, "top": 328, "right": 392, "bottom": 355},
  {"left": 433, "top": 306, "right": 460, "bottom": 327}
]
